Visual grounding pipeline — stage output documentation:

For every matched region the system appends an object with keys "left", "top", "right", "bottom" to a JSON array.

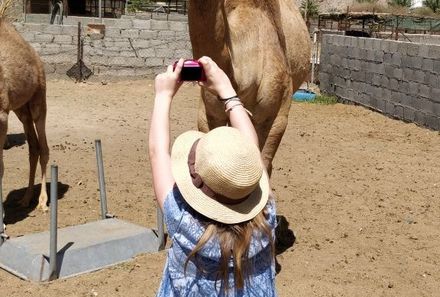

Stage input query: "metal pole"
[
  {"left": 156, "top": 207, "right": 165, "bottom": 250},
  {"left": 99, "top": 0, "right": 102, "bottom": 23},
  {"left": 95, "top": 139, "right": 109, "bottom": 219},
  {"left": 0, "top": 183, "right": 7, "bottom": 247},
  {"left": 49, "top": 165, "right": 58, "bottom": 280},
  {"left": 311, "top": 31, "right": 317, "bottom": 85}
]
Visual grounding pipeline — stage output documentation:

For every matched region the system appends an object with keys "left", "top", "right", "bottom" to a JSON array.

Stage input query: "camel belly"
[{"left": 0, "top": 26, "right": 43, "bottom": 111}]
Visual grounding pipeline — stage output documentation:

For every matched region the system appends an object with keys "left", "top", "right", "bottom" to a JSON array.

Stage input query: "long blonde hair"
[{"left": 184, "top": 206, "right": 274, "bottom": 292}]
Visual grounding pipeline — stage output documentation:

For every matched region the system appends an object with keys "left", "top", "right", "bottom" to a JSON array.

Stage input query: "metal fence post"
[
  {"left": 0, "top": 184, "right": 6, "bottom": 247},
  {"left": 95, "top": 139, "right": 110, "bottom": 219},
  {"left": 49, "top": 165, "right": 59, "bottom": 281},
  {"left": 157, "top": 207, "right": 165, "bottom": 250}
]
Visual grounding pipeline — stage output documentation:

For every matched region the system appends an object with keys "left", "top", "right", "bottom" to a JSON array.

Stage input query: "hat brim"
[{"left": 171, "top": 130, "right": 270, "bottom": 224}]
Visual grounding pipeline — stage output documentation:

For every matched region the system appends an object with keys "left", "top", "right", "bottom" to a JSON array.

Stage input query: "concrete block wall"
[
  {"left": 13, "top": 18, "right": 192, "bottom": 78},
  {"left": 319, "top": 35, "right": 440, "bottom": 130}
]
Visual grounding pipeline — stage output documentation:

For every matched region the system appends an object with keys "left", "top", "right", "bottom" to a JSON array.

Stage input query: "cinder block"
[
  {"left": 20, "top": 31, "right": 35, "bottom": 42},
  {"left": 372, "top": 74, "right": 382, "bottom": 86},
  {"left": 401, "top": 56, "right": 413, "bottom": 68},
  {"left": 403, "top": 68, "right": 414, "bottom": 81},
  {"left": 431, "top": 88, "right": 440, "bottom": 103},
  {"left": 133, "top": 19, "right": 151, "bottom": 29},
  {"left": 394, "top": 104, "right": 404, "bottom": 118},
  {"left": 158, "top": 30, "right": 176, "bottom": 39},
  {"left": 428, "top": 46, "right": 440, "bottom": 60},
  {"left": 385, "top": 101, "right": 395, "bottom": 115},
  {"left": 390, "top": 79, "right": 399, "bottom": 91},
  {"left": 408, "top": 82, "right": 419, "bottom": 96},
  {"left": 382, "top": 88, "right": 392, "bottom": 100},
  {"left": 35, "top": 33, "right": 54, "bottom": 43},
  {"left": 411, "top": 56, "right": 423, "bottom": 70},
  {"left": 391, "top": 91, "right": 402, "bottom": 103},
  {"left": 403, "top": 107, "right": 416, "bottom": 122},
  {"left": 62, "top": 25, "right": 80, "bottom": 35},
  {"left": 393, "top": 68, "right": 403, "bottom": 80},
  {"left": 376, "top": 98, "right": 386, "bottom": 112},
  {"left": 414, "top": 70, "right": 426, "bottom": 83},
  {"left": 169, "top": 21, "right": 188, "bottom": 32},
  {"left": 433, "top": 102, "right": 440, "bottom": 115},
  {"left": 425, "top": 114, "right": 439, "bottom": 130},
  {"left": 398, "top": 81, "right": 409, "bottom": 94},
  {"left": 421, "top": 97, "right": 433, "bottom": 112},
  {"left": 150, "top": 20, "right": 169, "bottom": 30},
  {"left": 90, "top": 55, "right": 109, "bottom": 66},
  {"left": 414, "top": 110, "right": 426, "bottom": 126},
  {"left": 137, "top": 48, "right": 156, "bottom": 58},
  {"left": 155, "top": 48, "right": 175, "bottom": 58},
  {"left": 174, "top": 49, "right": 192, "bottom": 58},
  {"left": 419, "top": 84, "right": 431, "bottom": 99},
  {"left": 406, "top": 43, "right": 419, "bottom": 57},
  {"left": 422, "top": 58, "right": 434, "bottom": 73},
  {"left": 418, "top": 44, "right": 430, "bottom": 58},
  {"left": 391, "top": 52, "right": 402, "bottom": 66},
  {"left": 139, "top": 30, "right": 158, "bottom": 39},
  {"left": 53, "top": 35, "right": 73, "bottom": 44},
  {"left": 434, "top": 60, "right": 440, "bottom": 74},
  {"left": 380, "top": 40, "right": 390, "bottom": 52},
  {"left": 120, "top": 50, "right": 137, "bottom": 57},
  {"left": 121, "top": 29, "right": 139, "bottom": 38},
  {"left": 114, "top": 19, "right": 133, "bottom": 29},
  {"left": 43, "top": 25, "right": 63, "bottom": 35},
  {"left": 105, "top": 27, "right": 122, "bottom": 38},
  {"left": 145, "top": 57, "right": 164, "bottom": 67}
]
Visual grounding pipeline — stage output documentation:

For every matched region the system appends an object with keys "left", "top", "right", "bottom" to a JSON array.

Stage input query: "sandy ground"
[{"left": 1, "top": 78, "right": 439, "bottom": 297}]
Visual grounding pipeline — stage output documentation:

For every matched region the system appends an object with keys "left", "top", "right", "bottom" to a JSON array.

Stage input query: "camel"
[
  {"left": 188, "top": 0, "right": 311, "bottom": 175},
  {"left": 0, "top": 19, "right": 50, "bottom": 213}
]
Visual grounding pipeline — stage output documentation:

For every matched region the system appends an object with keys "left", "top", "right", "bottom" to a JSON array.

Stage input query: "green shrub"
[
  {"left": 424, "top": 0, "right": 440, "bottom": 13},
  {"left": 387, "top": 0, "right": 412, "bottom": 7},
  {"left": 301, "top": 0, "right": 319, "bottom": 19},
  {"left": 309, "top": 94, "right": 339, "bottom": 105}
]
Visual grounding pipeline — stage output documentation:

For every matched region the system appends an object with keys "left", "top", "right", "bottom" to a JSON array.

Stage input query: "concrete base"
[{"left": 0, "top": 219, "right": 160, "bottom": 282}]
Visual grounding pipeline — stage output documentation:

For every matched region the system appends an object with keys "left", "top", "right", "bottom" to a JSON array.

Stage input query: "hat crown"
[{"left": 195, "top": 127, "right": 263, "bottom": 199}]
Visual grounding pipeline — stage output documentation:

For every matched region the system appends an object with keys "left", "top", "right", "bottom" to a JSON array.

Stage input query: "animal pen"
[
  {"left": 0, "top": 140, "right": 164, "bottom": 282},
  {"left": 318, "top": 12, "right": 440, "bottom": 40}
]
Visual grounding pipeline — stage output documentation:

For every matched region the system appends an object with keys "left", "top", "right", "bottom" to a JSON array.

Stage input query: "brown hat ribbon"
[{"left": 187, "top": 139, "right": 248, "bottom": 205}]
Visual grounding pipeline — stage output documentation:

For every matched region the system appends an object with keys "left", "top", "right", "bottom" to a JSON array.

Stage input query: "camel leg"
[
  {"left": 13, "top": 105, "right": 41, "bottom": 209},
  {"left": 255, "top": 92, "right": 292, "bottom": 177},
  {"left": 198, "top": 90, "right": 228, "bottom": 132},
  {"left": 33, "top": 107, "right": 49, "bottom": 212}
]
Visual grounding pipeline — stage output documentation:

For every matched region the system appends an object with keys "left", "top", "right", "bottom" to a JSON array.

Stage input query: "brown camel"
[
  {"left": 188, "top": 0, "right": 311, "bottom": 174},
  {"left": 0, "top": 19, "right": 49, "bottom": 212}
]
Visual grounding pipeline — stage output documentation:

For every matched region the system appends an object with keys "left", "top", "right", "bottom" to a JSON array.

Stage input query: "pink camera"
[{"left": 173, "top": 59, "right": 206, "bottom": 81}]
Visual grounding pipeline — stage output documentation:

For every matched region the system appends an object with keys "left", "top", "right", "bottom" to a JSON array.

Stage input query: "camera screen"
[{"left": 181, "top": 66, "right": 203, "bottom": 81}]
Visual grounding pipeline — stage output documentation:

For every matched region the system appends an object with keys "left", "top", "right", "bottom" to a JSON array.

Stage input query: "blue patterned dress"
[{"left": 156, "top": 186, "right": 277, "bottom": 297}]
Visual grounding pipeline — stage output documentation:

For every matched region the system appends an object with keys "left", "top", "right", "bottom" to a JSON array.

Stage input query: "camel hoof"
[{"left": 38, "top": 203, "right": 49, "bottom": 212}]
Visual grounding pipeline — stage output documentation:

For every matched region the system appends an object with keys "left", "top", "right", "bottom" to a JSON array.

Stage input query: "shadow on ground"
[
  {"left": 275, "top": 215, "right": 296, "bottom": 274},
  {"left": 3, "top": 182, "right": 69, "bottom": 225},
  {"left": 4, "top": 133, "right": 26, "bottom": 149}
]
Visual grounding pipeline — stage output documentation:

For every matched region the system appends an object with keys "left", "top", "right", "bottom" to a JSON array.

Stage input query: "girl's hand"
[
  {"left": 154, "top": 58, "right": 184, "bottom": 100},
  {"left": 198, "top": 56, "right": 237, "bottom": 99}
]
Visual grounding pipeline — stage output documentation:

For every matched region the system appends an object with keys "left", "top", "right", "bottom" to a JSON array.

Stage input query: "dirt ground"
[{"left": 1, "top": 78, "right": 439, "bottom": 297}]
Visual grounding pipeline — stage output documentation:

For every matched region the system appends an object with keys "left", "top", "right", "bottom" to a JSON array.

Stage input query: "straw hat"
[{"left": 171, "top": 126, "right": 270, "bottom": 224}]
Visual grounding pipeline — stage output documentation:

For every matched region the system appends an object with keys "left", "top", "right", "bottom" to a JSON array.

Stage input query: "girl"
[{"left": 149, "top": 56, "right": 277, "bottom": 296}]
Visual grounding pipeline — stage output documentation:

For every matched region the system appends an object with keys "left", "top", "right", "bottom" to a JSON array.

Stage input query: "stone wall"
[
  {"left": 319, "top": 35, "right": 440, "bottom": 130},
  {"left": 13, "top": 17, "right": 192, "bottom": 78}
]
